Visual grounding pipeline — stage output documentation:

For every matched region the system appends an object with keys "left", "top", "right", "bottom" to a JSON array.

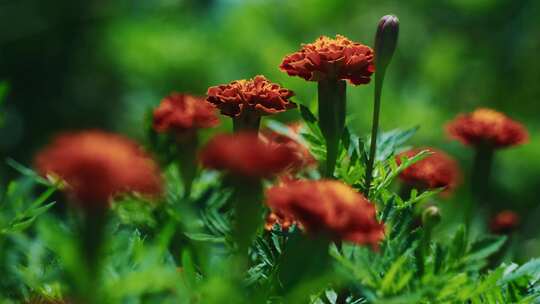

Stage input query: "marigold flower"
[
  {"left": 35, "top": 131, "right": 163, "bottom": 207},
  {"left": 266, "top": 180, "right": 385, "bottom": 248},
  {"left": 199, "top": 132, "right": 297, "bottom": 178},
  {"left": 263, "top": 123, "right": 316, "bottom": 173},
  {"left": 206, "top": 75, "right": 296, "bottom": 117},
  {"left": 446, "top": 108, "right": 528, "bottom": 149},
  {"left": 396, "top": 148, "right": 461, "bottom": 193},
  {"left": 153, "top": 93, "right": 219, "bottom": 135},
  {"left": 264, "top": 211, "right": 297, "bottom": 232},
  {"left": 280, "top": 35, "right": 375, "bottom": 85},
  {"left": 490, "top": 210, "right": 520, "bottom": 234}
]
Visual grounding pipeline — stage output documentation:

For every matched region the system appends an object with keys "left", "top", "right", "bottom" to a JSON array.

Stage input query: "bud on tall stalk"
[{"left": 365, "top": 15, "right": 399, "bottom": 195}]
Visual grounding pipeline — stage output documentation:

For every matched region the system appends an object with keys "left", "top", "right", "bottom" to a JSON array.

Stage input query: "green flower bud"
[
  {"left": 422, "top": 206, "right": 441, "bottom": 229},
  {"left": 374, "top": 15, "right": 399, "bottom": 74}
]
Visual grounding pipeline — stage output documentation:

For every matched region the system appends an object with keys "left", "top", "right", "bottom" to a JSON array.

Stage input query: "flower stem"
[
  {"left": 233, "top": 110, "right": 261, "bottom": 133},
  {"left": 231, "top": 177, "right": 263, "bottom": 259},
  {"left": 317, "top": 78, "right": 346, "bottom": 178},
  {"left": 177, "top": 134, "right": 199, "bottom": 198},
  {"left": 466, "top": 144, "right": 494, "bottom": 227},
  {"left": 364, "top": 72, "right": 384, "bottom": 195}
]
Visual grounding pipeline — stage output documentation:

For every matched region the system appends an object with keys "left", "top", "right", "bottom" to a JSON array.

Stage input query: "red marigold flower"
[
  {"left": 153, "top": 93, "right": 219, "bottom": 135},
  {"left": 280, "top": 35, "right": 375, "bottom": 85},
  {"left": 264, "top": 211, "right": 297, "bottom": 232},
  {"left": 206, "top": 75, "right": 296, "bottom": 117},
  {"left": 263, "top": 123, "right": 316, "bottom": 173},
  {"left": 490, "top": 210, "right": 520, "bottom": 234},
  {"left": 35, "top": 131, "right": 163, "bottom": 208},
  {"left": 396, "top": 148, "right": 461, "bottom": 193},
  {"left": 199, "top": 132, "right": 297, "bottom": 178},
  {"left": 266, "top": 180, "right": 385, "bottom": 248},
  {"left": 446, "top": 108, "right": 528, "bottom": 149}
]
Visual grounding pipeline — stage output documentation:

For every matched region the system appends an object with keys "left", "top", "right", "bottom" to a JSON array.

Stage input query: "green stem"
[
  {"left": 177, "top": 134, "right": 199, "bottom": 198},
  {"left": 466, "top": 145, "right": 494, "bottom": 227},
  {"left": 76, "top": 207, "right": 107, "bottom": 304},
  {"left": 317, "top": 78, "right": 346, "bottom": 178},
  {"left": 231, "top": 178, "right": 263, "bottom": 262},
  {"left": 233, "top": 110, "right": 261, "bottom": 133},
  {"left": 365, "top": 71, "right": 385, "bottom": 195}
]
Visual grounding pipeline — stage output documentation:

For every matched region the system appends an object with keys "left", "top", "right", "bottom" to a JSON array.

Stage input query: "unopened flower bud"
[
  {"left": 374, "top": 15, "right": 399, "bottom": 74},
  {"left": 422, "top": 206, "right": 441, "bottom": 228}
]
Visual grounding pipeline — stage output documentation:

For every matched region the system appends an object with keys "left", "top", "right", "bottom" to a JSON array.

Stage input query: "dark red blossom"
[
  {"left": 396, "top": 148, "right": 461, "bottom": 193},
  {"left": 280, "top": 35, "right": 375, "bottom": 85},
  {"left": 35, "top": 131, "right": 163, "bottom": 208},
  {"left": 446, "top": 108, "right": 528, "bottom": 149},
  {"left": 266, "top": 180, "right": 385, "bottom": 248},
  {"left": 263, "top": 123, "right": 316, "bottom": 174},
  {"left": 199, "top": 132, "right": 297, "bottom": 178},
  {"left": 490, "top": 210, "right": 520, "bottom": 234},
  {"left": 153, "top": 93, "right": 219, "bottom": 135},
  {"left": 206, "top": 75, "right": 296, "bottom": 117}
]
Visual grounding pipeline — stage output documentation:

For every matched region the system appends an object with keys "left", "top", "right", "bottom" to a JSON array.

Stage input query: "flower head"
[
  {"left": 35, "top": 131, "right": 163, "bottom": 208},
  {"left": 396, "top": 148, "right": 461, "bottom": 193},
  {"left": 266, "top": 180, "right": 385, "bottom": 248},
  {"left": 280, "top": 35, "right": 375, "bottom": 85},
  {"left": 153, "top": 93, "right": 219, "bottom": 135},
  {"left": 199, "top": 132, "right": 297, "bottom": 178},
  {"left": 490, "top": 210, "right": 520, "bottom": 234},
  {"left": 446, "top": 108, "right": 528, "bottom": 149},
  {"left": 263, "top": 123, "right": 316, "bottom": 174},
  {"left": 206, "top": 75, "right": 296, "bottom": 117},
  {"left": 374, "top": 15, "right": 399, "bottom": 73}
]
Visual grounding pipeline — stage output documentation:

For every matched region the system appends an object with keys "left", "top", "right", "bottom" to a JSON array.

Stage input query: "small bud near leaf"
[{"left": 422, "top": 206, "right": 441, "bottom": 229}]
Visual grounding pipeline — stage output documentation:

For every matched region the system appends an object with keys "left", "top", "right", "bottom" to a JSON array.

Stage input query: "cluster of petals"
[
  {"left": 490, "top": 210, "right": 520, "bottom": 234},
  {"left": 35, "top": 131, "right": 163, "bottom": 208},
  {"left": 280, "top": 35, "right": 375, "bottom": 85},
  {"left": 199, "top": 132, "right": 297, "bottom": 178},
  {"left": 396, "top": 148, "right": 461, "bottom": 193},
  {"left": 153, "top": 93, "right": 219, "bottom": 135},
  {"left": 265, "top": 180, "right": 385, "bottom": 248},
  {"left": 206, "top": 75, "right": 296, "bottom": 117},
  {"left": 262, "top": 123, "right": 316, "bottom": 174},
  {"left": 264, "top": 211, "right": 297, "bottom": 232},
  {"left": 446, "top": 108, "right": 528, "bottom": 149}
]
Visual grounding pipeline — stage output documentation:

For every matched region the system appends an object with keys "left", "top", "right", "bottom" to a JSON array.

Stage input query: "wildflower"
[
  {"left": 35, "top": 131, "right": 163, "bottom": 208},
  {"left": 264, "top": 211, "right": 297, "bottom": 232},
  {"left": 266, "top": 180, "right": 385, "bottom": 248},
  {"left": 199, "top": 132, "right": 296, "bottom": 178},
  {"left": 206, "top": 75, "right": 295, "bottom": 129},
  {"left": 446, "top": 108, "right": 528, "bottom": 149},
  {"left": 396, "top": 148, "right": 461, "bottom": 193},
  {"left": 490, "top": 210, "right": 520, "bottom": 234},
  {"left": 280, "top": 35, "right": 375, "bottom": 85},
  {"left": 263, "top": 123, "right": 316, "bottom": 174},
  {"left": 153, "top": 93, "right": 219, "bottom": 135}
]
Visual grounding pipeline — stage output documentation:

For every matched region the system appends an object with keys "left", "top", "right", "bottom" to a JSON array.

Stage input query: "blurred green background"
[{"left": 0, "top": 0, "right": 538, "bottom": 258}]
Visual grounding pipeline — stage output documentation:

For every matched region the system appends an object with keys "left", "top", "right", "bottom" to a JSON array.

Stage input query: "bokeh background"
[{"left": 0, "top": 0, "right": 538, "bottom": 259}]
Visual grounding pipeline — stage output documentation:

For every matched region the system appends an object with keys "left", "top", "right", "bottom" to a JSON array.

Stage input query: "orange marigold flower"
[
  {"left": 263, "top": 123, "right": 316, "bottom": 173},
  {"left": 35, "top": 131, "right": 163, "bottom": 207},
  {"left": 206, "top": 75, "right": 296, "bottom": 117},
  {"left": 199, "top": 132, "right": 297, "bottom": 178},
  {"left": 396, "top": 148, "right": 461, "bottom": 193},
  {"left": 446, "top": 108, "right": 528, "bottom": 149},
  {"left": 490, "top": 210, "right": 520, "bottom": 234},
  {"left": 264, "top": 211, "right": 297, "bottom": 232},
  {"left": 280, "top": 35, "right": 375, "bottom": 85},
  {"left": 266, "top": 180, "right": 385, "bottom": 248},
  {"left": 153, "top": 93, "right": 219, "bottom": 135}
]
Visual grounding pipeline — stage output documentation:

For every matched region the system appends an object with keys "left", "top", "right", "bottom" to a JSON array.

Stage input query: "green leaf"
[
  {"left": 465, "top": 235, "right": 506, "bottom": 263},
  {"left": 184, "top": 232, "right": 226, "bottom": 243},
  {"left": 299, "top": 104, "right": 317, "bottom": 123}
]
